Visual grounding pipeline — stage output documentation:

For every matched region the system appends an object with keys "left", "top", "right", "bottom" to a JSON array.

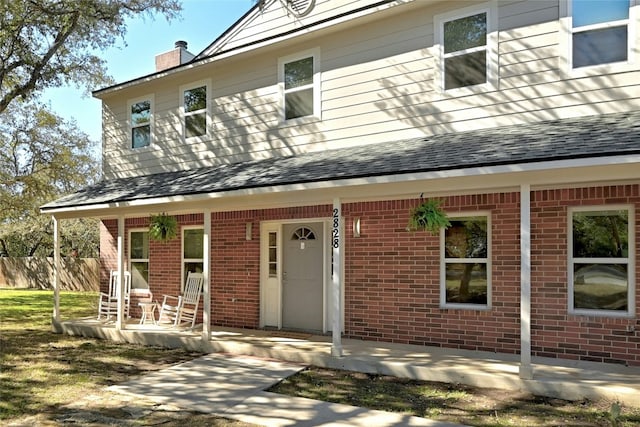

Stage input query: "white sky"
[{"left": 43, "top": 0, "right": 254, "bottom": 144}]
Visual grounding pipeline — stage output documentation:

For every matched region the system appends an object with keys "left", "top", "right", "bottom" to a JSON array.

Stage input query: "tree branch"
[{"left": 0, "top": 10, "right": 80, "bottom": 113}]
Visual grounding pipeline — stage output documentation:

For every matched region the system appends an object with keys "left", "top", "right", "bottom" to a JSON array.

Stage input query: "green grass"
[
  {"left": 0, "top": 288, "right": 96, "bottom": 327},
  {"left": 0, "top": 289, "right": 256, "bottom": 426},
  {"left": 2, "top": 289, "right": 640, "bottom": 427},
  {"left": 269, "top": 367, "right": 640, "bottom": 426}
]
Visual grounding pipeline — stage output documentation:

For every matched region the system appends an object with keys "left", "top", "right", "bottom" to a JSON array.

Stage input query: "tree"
[
  {"left": 0, "top": 0, "right": 182, "bottom": 256},
  {"left": 0, "top": 0, "right": 181, "bottom": 113},
  {"left": 0, "top": 101, "right": 100, "bottom": 257}
]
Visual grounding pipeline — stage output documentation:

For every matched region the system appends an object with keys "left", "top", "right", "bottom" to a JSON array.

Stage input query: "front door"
[{"left": 282, "top": 223, "right": 324, "bottom": 332}]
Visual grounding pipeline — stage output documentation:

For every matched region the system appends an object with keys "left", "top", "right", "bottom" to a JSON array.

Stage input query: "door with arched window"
[{"left": 282, "top": 223, "right": 324, "bottom": 331}]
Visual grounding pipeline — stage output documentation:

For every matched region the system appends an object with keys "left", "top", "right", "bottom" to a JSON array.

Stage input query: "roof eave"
[{"left": 40, "top": 154, "right": 640, "bottom": 219}]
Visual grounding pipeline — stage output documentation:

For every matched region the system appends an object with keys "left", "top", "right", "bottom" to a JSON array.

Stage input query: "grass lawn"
[
  {"left": 0, "top": 288, "right": 257, "bottom": 426},
  {"left": 269, "top": 367, "right": 640, "bottom": 426},
  {"left": 1, "top": 288, "right": 639, "bottom": 426}
]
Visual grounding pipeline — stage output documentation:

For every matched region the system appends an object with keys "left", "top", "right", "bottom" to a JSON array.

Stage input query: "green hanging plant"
[
  {"left": 149, "top": 213, "right": 178, "bottom": 242},
  {"left": 408, "top": 199, "right": 451, "bottom": 235}
]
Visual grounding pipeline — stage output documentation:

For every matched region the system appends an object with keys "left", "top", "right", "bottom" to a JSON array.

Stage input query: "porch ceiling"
[{"left": 41, "top": 110, "right": 640, "bottom": 217}]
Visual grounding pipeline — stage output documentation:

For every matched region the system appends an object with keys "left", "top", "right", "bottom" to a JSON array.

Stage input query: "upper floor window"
[
  {"left": 570, "top": 0, "right": 632, "bottom": 68},
  {"left": 129, "top": 97, "right": 153, "bottom": 149},
  {"left": 444, "top": 12, "right": 487, "bottom": 89},
  {"left": 435, "top": 3, "right": 496, "bottom": 92},
  {"left": 184, "top": 86, "right": 206, "bottom": 137},
  {"left": 441, "top": 214, "right": 491, "bottom": 309},
  {"left": 278, "top": 48, "right": 321, "bottom": 122},
  {"left": 181, "top": 81, "right": 209, "bottom": 139},
  {"left": 569, "top": 207, "right": 634, "bottom": 317}
]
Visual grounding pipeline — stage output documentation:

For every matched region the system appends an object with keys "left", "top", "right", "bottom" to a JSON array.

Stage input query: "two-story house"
[{"left": 43, "top": 0, "right": 640, "bottom": 373}]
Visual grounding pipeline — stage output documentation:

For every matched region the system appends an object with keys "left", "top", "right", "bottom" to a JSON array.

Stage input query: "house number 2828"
[{"left": 332, "top": 208, "right": 340, "bottom": 248}]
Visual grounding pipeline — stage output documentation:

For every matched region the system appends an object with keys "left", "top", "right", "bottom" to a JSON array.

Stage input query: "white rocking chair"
[
  {"left": 158, "top": 272, "right": 204, "bottom": 329},
  {"left": 98, "top": 270, "right": 131, "bottom": 320}
]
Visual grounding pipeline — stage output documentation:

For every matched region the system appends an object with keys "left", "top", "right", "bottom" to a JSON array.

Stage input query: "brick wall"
[
  {"left": 98, "top": 184, "right": 640, "bottom": 366},
  {"left": 100, "top": 207, "right": 332, "bottom": 326},
  {"left": 343, "top": 193, "right": 521, "bottom": 353},
  {"left": 531, "top": 185, "right": 640, "bottom": 366},
  {"left": 100, "top": 219, "right": 117, "bottom": 293},
  {"left": 101, "top": 215, "right": 203, "bottom": 319},
  {"left": 211, "top": 210, "right": 260, "bottom": 328},
  {"left": 211, "top": 205, "right": 332, "bottom": 328}
]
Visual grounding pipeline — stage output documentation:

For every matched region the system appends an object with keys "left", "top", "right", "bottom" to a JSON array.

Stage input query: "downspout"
[
  {"left": 52, "top": 215, "right": 61, "bottom": 332},
  {"left": 520, "top": 184, "right": 533, "bottom": 379},
  {"left": 116, "top": 216, "right": 126, "bottom": 330},
  {"left": 202, "top": 209, "right": 212, "bottom": 342},
  {"left": 331, "top": 198, "right": 343, "bottom": 357}
]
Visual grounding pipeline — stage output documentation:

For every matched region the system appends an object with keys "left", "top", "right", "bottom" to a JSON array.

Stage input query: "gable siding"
[
  {"left": 202, "top": 0, "right": 398, "bottom": 56},
  {"left": 102, "top": 0, "right": 640, "bottom": 178}
]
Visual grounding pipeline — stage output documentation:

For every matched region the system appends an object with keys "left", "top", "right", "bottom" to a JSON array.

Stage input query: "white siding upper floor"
[{"left": 98, "top": 0, "right": 640, "bottom": 179}]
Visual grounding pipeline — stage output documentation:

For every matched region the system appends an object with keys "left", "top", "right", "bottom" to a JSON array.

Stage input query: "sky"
[{"left": 43, "top": 0, "right": 255, "bottom": 144}]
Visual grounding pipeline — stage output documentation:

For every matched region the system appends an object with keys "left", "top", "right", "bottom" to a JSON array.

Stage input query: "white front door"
[{"left": 282, "top": 223, "right": 324, "bottom": 332}]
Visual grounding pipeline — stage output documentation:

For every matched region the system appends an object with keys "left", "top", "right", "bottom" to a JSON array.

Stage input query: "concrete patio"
[{"left": 54, "top": 317, "right": 640, "bottom": 408}]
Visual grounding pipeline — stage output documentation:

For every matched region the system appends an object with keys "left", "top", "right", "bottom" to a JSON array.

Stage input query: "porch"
[{"left": 54, "top": 317, "right": 640, "bottom": 408}]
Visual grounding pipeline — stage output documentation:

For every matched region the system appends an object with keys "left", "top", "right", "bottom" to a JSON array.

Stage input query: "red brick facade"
[
  {"left": 343, "top": 193, "right": 521, "bottom": 354},
  {"left": 530, "top": 185, "right": 640, "bottom": 366},
  {"left": 99, "top": 184, "right": 640, "bottom": 366}
]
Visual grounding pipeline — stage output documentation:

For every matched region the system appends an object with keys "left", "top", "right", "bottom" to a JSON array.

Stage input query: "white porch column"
[
  {"left": 331, "top": 198, "right": 343, "bottom": 357},
  {"left": 202, "top": 209, "right": 212, "bottom": 341},
  {"left": 520, "top": 184, "right": 533, "bottom": 379},
  {"left": 52, "top": 216, "right": 61, "bottom": 326},
  {"left": 116, "top": 215, "right": 126, "bottom": 331}
]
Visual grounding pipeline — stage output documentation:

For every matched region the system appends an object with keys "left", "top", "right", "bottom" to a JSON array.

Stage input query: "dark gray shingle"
[{"left": 41, "top": 111, "right": 640, "bottom": 211}]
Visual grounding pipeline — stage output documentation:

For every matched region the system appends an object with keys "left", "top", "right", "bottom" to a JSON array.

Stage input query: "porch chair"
[
  {"left": 158, "top": 272, "right": 204, "bottom": 329},
  {"left": 97, "top": 270, "right": 131, "bottom": 320}
]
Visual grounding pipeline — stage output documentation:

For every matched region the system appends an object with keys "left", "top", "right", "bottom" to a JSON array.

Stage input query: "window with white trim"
[
  {"left": 278, "top": 49, "right": 321, "bottom": 121},
  {"left": 182, "top": 227, "right": 204, "bottom": 290},
  {"left": 268, "top": 231, "right": 278, "bottom": 278},
  {"left": 569, "top": 207, "right": 634, "bottom": 316},
  {"left": 569, "top": 0, "right": 632, "bottom": 69},
  {"left": 181, "top": 81, "right": 209, "bottom": 139},
  {"left": 435, "top": 3, "right": 496, "bottom": 92},
  {"left": 129, "top": 230, "right": 149, "bottom": 290},
  {"left": 129, "top": 96, "right": 153, "bottom": 149},
  {"left": 441, "top": 214, "right": 490, "bottom": 308}
]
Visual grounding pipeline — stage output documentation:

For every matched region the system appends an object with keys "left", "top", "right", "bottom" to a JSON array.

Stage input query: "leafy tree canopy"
[
  {"left": 0, "top": 0, "right": 181, "bottom": 113},
  {"left": 0, "top": 101, "right": 99, "bottom": 257},
  {"left": 0, "top": 0, "right": 182, "bottom": 256}
]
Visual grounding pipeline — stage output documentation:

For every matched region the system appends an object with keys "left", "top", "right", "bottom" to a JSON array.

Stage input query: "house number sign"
[{"left": 332, "top": 207, "right": 340, "bottom": 248}]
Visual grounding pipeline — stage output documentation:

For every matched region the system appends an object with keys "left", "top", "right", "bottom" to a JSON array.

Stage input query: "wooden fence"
[{"left": 0, "top": 257, "right": 99, "bottom": 291}]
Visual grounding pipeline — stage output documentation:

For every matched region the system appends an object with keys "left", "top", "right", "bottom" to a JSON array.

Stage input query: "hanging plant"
[
  {"left": 149, "top": 213, "right": 178, "bottom": 242},
  {"left": 408, "top": 199, "right": 451, "bottom": 235}
]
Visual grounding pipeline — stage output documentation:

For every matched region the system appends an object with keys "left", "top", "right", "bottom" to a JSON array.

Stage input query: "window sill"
[
  {"left": 569, "top": 308, "right": 634, "bottom": 319},
  {"left": 563, "top": 60, "right": 637, "bottom": 79},
  {"left": 184, "top": 133, "right": 209, "bottom": 144},
  {"left": 129, "top": 144, "right": 157, "bottom": 153},
  {"left": 433, "top": 81, "right": 497, "bottom": 101},
  {"left": 279, "top": 114, "right": 322, "bottom": 128},
  {"left": 440, "top": 303, "right": 491, "bottom": 311}
]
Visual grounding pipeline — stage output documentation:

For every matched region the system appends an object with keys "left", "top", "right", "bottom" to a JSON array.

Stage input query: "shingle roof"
[{"left": 41, "top": 111, "right": 640, "bottom": 211}]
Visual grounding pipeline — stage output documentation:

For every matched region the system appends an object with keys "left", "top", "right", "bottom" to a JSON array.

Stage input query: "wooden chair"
[
  {"left": 98, "top": 270, "right": 131, "bottom": 320},
  {"left": 158, "top": 272, "right": 204, "bottom": 329}
]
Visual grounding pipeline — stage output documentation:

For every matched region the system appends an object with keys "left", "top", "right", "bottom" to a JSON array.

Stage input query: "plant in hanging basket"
[
  {"left": 149, "top": 213, "right": 178, "bottom": 242},
  {"left": 407, "top": 199, "right": 451, "bottom": 235}
]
